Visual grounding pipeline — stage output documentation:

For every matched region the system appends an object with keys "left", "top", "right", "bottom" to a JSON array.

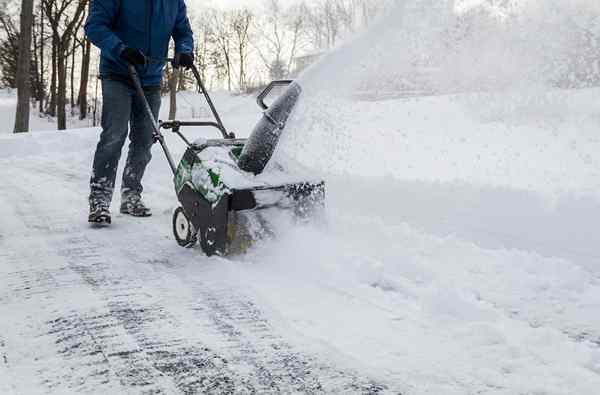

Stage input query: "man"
[{"left": 84, "top": 0, "right": 194, "bottom": 225}]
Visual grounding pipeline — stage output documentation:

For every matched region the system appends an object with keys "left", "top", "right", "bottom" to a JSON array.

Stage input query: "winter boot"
[
  {"left": 120, "top": 194, "right": 152, "bottom": 217},
  {"left": 89, "top": 198, "right": 111, "bottom": 225}
]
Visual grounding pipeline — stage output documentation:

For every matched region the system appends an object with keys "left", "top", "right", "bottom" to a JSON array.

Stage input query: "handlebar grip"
[{"left": 257, "top": 80, "right": 293, "bottom": 110}]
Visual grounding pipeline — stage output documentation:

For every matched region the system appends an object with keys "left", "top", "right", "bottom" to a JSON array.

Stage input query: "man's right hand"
[{"left": 120, "top": 47, "right": 146, "bottom": 66}]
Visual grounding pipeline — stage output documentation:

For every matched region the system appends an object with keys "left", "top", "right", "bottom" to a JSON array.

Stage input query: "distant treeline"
[{"left": 0, "top": 0, "right": 390, "bottom": 130}]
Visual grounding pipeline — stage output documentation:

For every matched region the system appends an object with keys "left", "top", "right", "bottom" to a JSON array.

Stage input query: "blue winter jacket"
[{"left": 84, "top": 0, "right": 194, "bottom": 86}]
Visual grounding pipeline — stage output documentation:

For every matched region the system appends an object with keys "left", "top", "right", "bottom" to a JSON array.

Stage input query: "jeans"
[{"left": 89, "top": 78, "right": 161, "bottom": 205}]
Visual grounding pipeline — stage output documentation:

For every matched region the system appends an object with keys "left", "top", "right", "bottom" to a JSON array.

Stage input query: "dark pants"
[{"left": 89, "top": 78, "right": 161, "bottom": 205}]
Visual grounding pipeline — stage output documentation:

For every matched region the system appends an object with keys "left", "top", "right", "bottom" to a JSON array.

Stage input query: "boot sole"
[
  {"left": 89, "top": 214, "right": 112, "bottom": 226},
  {"left": 120, "top": 209, "right": 152, "bottom": 217}
]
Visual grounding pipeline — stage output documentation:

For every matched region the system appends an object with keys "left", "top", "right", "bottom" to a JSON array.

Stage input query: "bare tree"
[
  {"left": 92, "top": 58, "right": 99, "bottom": 126},
  {"left": 43, "top": 0, "right": 87, "bottom": 130},
  {"left": 37, "top": 0, "right": 45, "bottom": 113},
  {"left": 284, "top": 3, "right": 308, "bottom": 73},
  {"left": 301, "top": 0, "right": 381, "bottom": 51},
  {"left": 0, "top": 10, "right": 20, "bottom": 87},
  {"left": 182, "top": 0, "right": 385, "bottom": 89},
  {"left": 77, "top": 38, "right": 91, "bottom": 119},
  {"left": 47, "top": 31, "right": 56, "bottom": 116},
  {"left": 70, "top": 33, "right": 77, "bottom": 115},
  {"left": 13, "top": 0, "right": 34, "bottom": 133},
  {"left": 208, "top": 9, "right": 234, "bottom": 91},
  {"left": 31, "top": 3, "right": 47, "bottom": 113},
  {"left": 253, "top": 0, "right": 287, "bottom": 79},
  {"left": 194, "top": 20, "right": 211, "bottom": 84},
  {"left": 167, "top": 65, "right": 180, "bottom": 119},
  {"left": 253, "top": 0, "right": 307, "bottom": 79},
  {"left": 231, "top": 8, "right": 253, "bottom": 91}
]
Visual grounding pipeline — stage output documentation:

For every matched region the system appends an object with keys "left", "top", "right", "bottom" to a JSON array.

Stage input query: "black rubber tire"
[{"left": 172, "top": 207, "right": 197, "bottom": 247}]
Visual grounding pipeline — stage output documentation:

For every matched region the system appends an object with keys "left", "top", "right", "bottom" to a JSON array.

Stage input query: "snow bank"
[{"left": 242, "top": 209, "right": 600, "bottom": 394}]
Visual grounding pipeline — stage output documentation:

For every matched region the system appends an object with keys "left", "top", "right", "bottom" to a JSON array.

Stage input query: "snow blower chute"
[{"left": 128, "top": 64, "right": 324, "bottom": 256}]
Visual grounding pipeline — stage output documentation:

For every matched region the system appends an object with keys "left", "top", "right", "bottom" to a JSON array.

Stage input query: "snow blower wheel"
[{"left": 173, "top": 207, "right": 197, "bottom": 247}]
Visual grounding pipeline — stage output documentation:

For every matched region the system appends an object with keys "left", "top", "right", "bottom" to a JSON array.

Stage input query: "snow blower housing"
[{"left": 128, "top": 64, "right": 324, "bottom": 256}]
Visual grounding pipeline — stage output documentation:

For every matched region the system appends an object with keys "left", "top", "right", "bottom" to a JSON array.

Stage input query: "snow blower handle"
[
  {"left": 188, "top": 64, "right": 231, "bottom": 139},
  {"left": 145, "top": 56, "right": 232, "bottom": 139},
  {"left": 257, "top": 80, "right": 293, "bottom": 110},
  {"left": 127, "top": 64, "right": 178, "bottom": 175}
]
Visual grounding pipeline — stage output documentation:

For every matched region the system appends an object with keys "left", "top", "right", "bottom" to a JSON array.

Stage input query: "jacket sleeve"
[
  {"left": 172, "top": 0, "right": 194, "bottom": 54},
  {"left": 84, "top": 0, "right": 125, "bottom": 61}
]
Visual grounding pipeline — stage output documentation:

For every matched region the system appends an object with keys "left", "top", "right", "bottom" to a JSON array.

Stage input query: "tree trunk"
[
  {"left": 48, "top": 35, "right": 57, "bottom": 116},
  {"left": 78, "top": 39, "right": 90, "bottom": 119},
  {"left": 225, "top": 55, "right": 231, "bottom": 91},
  {"left": 93, "top": 62, "right": 99, "bottom": 127},
  {"left": 168, "top": 67, "right": 179, "bottom": 120},
  {"left": 38, "top": 0, "right": 44, "bottom": 113},
  {"left": 177, "top": 73, "right": 186, "bottom": 91},
  {"left": 70, "top": 36, "right": 76, "bottom": 115},
  {"left": 239, "top": 44, "right": 245, "bottom": 91},
  {"left": 43, "top": 0, "right": 88, "bottom": 126},
  {"left": 56, "top": 41, "right": 68, "bottom": 130},
  {"left": 13, "top": 0, "right": 34, "bottom": 133},
  {"left": 32, "top": 12, "right": 41, "bottom": 105}
]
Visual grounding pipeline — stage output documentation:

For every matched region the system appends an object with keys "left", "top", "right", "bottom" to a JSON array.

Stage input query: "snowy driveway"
[{"left": 0, "top": 130, "right": 393, "bottom": 394}]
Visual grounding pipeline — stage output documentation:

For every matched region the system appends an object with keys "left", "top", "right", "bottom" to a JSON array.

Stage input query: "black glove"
[
  {"left": 120, "top": 47, "right": 146, "bottom": 66},
  {"left": 172, "top": 52, "right": 194, "bottom": 70}
]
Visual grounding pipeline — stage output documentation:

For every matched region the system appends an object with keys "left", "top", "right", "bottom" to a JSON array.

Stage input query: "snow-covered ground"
[
  {"left": 2, "top": 2, "right": 600, "bottom": 394},
  {"left": 1, "top": 82, "right": 599, "bottom": 393},
  {"left": 0, "top": 88, "right": 255, "bottom": 135},
  {"left": 0, "top": 89, "right": 98, "bottom": 133}
]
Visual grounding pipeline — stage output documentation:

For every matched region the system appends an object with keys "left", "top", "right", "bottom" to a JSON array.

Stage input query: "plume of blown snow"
[
  {"left": 272, "top": 0, "right": 600, "bottom": 200},
  {"left": 295, "top": 0, "right": 600, "bottom": 98}
]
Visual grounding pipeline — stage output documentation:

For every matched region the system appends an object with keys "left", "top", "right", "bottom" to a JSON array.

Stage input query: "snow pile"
[{"left": 242, "top": 209, "right": 600, "bottom": 394}]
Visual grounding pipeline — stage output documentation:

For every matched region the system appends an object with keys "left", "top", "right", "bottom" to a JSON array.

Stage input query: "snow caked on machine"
[{"left": 128, "top": 63, "right": 324, "bottom": 256}]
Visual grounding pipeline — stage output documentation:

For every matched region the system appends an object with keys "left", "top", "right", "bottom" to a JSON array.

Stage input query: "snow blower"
[{"left": 128, "top": 64, "right": 324, "bottom": 256}]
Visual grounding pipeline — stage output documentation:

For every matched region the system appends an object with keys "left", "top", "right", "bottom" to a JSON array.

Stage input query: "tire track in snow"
[
  {"left": 0, "top": 334, "right": 17, "bottom": 395},
  {"left": 1, "top": 337, "right": 7, "bottom": 366},
  {"left": 55, "top": 235, "right": 238, "bottom": 394},
  {"left": 0, "top": 148, "right": 397, "bottom": 393},
  {"left": 56, "top": 229, "right": 391, "bottom": 393},
  {"left": 0, "top": 208, "right": 142, "bottom": 393},
  {"left": 0, "top": 160, "right": 238, "bottom": 393},
  {"left": 0, "top": 259, "right": 121, "bottom": 392},
  {"left": 193, "top": 285, "right": 388, "bottom": 393}
]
